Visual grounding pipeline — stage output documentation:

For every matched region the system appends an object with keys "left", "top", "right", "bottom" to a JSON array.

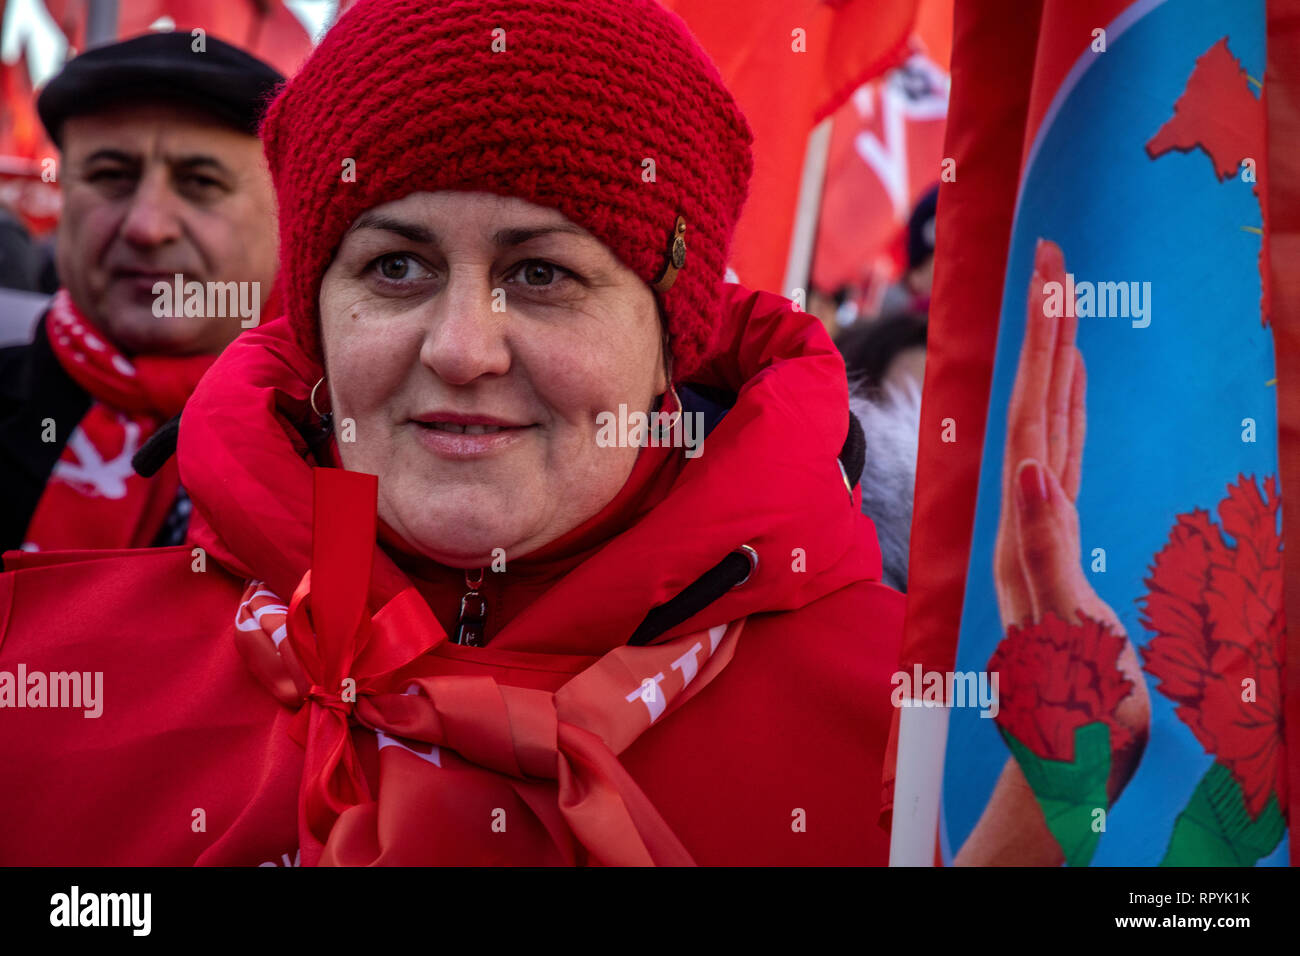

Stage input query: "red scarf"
[{"left": 22, "top": 291, "right": 214, "bottom": 551}]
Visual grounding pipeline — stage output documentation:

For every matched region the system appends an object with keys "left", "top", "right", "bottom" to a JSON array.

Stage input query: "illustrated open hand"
[
  {"left": 994, "top": 240, "right": 1101, "bottom": 632},
  {"left": 957, "top": 240, "right": 1150, "bottom": 866}
]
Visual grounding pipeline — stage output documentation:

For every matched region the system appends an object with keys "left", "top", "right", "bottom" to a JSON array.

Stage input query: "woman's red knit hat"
[{"left": 260, "top": 0, "right": 754, "bottom": 381}]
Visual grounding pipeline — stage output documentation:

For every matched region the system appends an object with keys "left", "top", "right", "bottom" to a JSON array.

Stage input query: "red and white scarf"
[{"left": 21, "top": 290, "right": 215, "bottom": 551}]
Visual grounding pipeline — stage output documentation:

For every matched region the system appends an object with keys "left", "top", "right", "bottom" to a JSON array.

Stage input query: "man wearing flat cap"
[{"left": 0, "top": 32, "right": 283, "bottom": 553}]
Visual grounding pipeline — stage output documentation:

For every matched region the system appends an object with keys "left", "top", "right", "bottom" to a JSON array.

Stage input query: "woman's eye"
[
  {"left": 373, "top": 254, "right": 429, "bottom": 282},
  {"left": 523, "top": 261, "right": 554, "bottom": 286},
  {"left": 510, "top": 260, "right": 570, "bottom": 288}
]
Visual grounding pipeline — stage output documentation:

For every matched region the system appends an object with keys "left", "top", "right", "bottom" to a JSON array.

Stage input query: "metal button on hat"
[{"left": 652, "top": 216, "right": 688, "bottom": 294}]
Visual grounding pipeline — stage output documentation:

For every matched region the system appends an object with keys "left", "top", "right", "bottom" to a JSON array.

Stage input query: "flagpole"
[
  {"left": 85, "top": 0, "right": 117, "bottom": 48},
  {"left": 888, "top": 704, "right": 950, "bottom": 865},
  {"left": 781, "top": 116, "right": 832, "bottom": 302}
]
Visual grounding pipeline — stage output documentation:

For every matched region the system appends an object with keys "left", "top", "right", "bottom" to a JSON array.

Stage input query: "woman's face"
[{"left": 319, "top": 191, "right": 666, "bottom": 566}]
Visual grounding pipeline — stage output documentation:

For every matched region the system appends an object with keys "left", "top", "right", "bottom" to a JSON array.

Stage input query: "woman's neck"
[{"left": 382, "top": 437, "right": 685, "bottom": 643}]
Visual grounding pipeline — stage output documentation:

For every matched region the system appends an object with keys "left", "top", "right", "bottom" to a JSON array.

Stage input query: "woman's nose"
[{"left": 418, "top": 272, "right": 512, "bottom": 385}]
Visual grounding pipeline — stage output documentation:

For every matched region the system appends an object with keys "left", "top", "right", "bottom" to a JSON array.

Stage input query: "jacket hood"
[{"left": 177, "top": 284, "right": 883, "bottom": 656}]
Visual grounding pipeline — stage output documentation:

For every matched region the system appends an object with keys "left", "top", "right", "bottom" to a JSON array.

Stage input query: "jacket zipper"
[{"left": 453, "top": 567, "right": 488, "bottom": 647}]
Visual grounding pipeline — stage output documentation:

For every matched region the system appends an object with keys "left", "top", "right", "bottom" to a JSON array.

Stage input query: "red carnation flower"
[
  {"left": 987, "top": 612, "right": 1136, "bottom": 763},
  {"left": 1140, "top": 474, "right": 1285, "bottom": 820}
]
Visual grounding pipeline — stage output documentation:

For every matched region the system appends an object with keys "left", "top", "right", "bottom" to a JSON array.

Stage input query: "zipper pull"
[{"left": 454, "top": 567, "right": 488, "bottom": 647}]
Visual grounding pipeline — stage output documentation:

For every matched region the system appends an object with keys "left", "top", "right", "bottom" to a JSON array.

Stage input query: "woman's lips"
[{"left": 411, "top": 420, "right": 534, "bottom": 459}]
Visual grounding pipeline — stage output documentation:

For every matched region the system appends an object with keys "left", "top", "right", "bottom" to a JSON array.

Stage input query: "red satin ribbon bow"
[{"left": 234, "top": 468, "right": 743, "bottom": 866}]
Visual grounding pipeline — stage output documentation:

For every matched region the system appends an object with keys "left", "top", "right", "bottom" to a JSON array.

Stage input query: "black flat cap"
[{"left": 38, "top": 31, "right": 284, "bottom": 147}]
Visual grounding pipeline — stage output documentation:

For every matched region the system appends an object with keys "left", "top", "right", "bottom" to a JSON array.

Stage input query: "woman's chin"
[{"left": 386, "top": 515, "right": 536, "bottom": 568}]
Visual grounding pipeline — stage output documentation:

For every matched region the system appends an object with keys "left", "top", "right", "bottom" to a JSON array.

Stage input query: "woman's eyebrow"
[
  {"left": 348, "top": 212, "right": 436, "bottom": 244},
  {"left": 346, "top": 216, "right": 590, "bottom": 248},
  {"left": 492, "top": 224, "right": 589, "bottom": 247}
]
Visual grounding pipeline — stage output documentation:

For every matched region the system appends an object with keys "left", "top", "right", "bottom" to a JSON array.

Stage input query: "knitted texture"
[{"left": 261, "top": 0, "right": 754, "bottom": 380}]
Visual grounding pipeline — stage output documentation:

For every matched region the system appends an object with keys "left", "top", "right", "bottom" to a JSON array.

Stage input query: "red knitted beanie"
[{"left": 260, "top": 0, "right": 754, "bottom": 381}]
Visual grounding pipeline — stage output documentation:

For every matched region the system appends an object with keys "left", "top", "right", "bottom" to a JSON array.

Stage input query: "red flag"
[
  {"left": 892, "top": 0, "right": 1290, "bottom": 867},
  {"left": 882, "top": 0, "right": 1043, "bottom": 858},
  {"left": 887, "top": 0, "right": 1175, "bottom": 800},
  {"left": 811, "top": 0, "right": 951, "bottom": 297},
  {"left": 43, "top": 0, "right": 313, "bottom": 76},
  {"left": 41, "top": 0, "right": 86, "bottom": 49},
  {"left": 660, "top": 0, "right": 917, "bottom": 292},
  {"left": 1268, "top": 0, "right": 1300, "bottom": 859},
  {"left": 0, "top": 51, "right": 40, "bottom": 158},
  {"left": 810, "top": 48, "right": 949, "bottom": 296},
  {"left": 0, "top": 48, "right": 60, "bottom": 235}
]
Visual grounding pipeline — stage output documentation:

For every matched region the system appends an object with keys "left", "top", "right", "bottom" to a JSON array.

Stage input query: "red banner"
[
  {"left": 811, "top": 50, "right": 948, "bottom": 296},
  {"left": 660, "top": 0, "right": 917, "bottom": 292},
  {"left": 811, "top": 0, "right": 951, "bottom": 299}
]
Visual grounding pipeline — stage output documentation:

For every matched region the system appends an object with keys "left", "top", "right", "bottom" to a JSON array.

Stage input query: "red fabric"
[
  {"left": 1266, "top": 0, "right": 1300, "bottom": 863},
  {"left": 888, "top": 0, "right": 1296, "bottom": 857},
  {"left": 0, "top": 287, "right": 903, "bottom": 865},
  {"left": 0, "top": 47, "right": 42, "bottom": 160},
  {"left": 261, "top": 0, "right": 753, "bottom": 381},
  {"left": 21, "top": 290, "right": 213, "bottom": 551},
  {"left": 662, "top": 0, "right": 918, "bottom": 293},
  {"left": 880, "top": 0, "right": 1044, "bottom": 826},
  {"left": 913, "top": 0, "right": 953, "bottom": 70},
  {"left": 232, "top": 475, "right": 747, "bottom": 865},
  {"left": 42, "top": 1, "right": 313, "bottom": 77},
  {"left": 811, "top": 0, "right": 951, "bottom": 294},
  {"left": 0, "top": 47, "right": 59, "bottom": 237}
]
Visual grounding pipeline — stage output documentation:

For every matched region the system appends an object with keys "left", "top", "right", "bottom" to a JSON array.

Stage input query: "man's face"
[{"left": 55, "top": 100, "right": 278, "bottom": 356}]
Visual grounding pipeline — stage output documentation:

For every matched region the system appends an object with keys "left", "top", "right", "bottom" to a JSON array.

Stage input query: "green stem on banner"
[
  {"left": 1159, "top": 761, "right": 1284, "bottom": 866},
  {"left": 1001, "top": 722, "right": 1112, "bottom": 867}
]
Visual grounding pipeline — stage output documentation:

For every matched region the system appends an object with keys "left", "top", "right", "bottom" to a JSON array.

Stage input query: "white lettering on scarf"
[
  {"left": 627, "top": 672, "right": 667, "bottom": 722},
  {"left": 625, "top": 624, "right": 732, "bottom": 723}
]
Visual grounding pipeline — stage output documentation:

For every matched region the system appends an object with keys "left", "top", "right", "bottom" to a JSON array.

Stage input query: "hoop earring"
[
  {"left": 310, "top": 377, "right": 331, "bottom": 419},
  {"left": 655, "top": 347, "right": 682, "bottom": 437},
  {"left": 654, "top": 381, "right": 683, "bottom": 440},
  {"left": 307, "top": 377, "right": 335, "bottom": 451},
  {"left": 663, "top": 382, "right": 683, "bottom": 431}
]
